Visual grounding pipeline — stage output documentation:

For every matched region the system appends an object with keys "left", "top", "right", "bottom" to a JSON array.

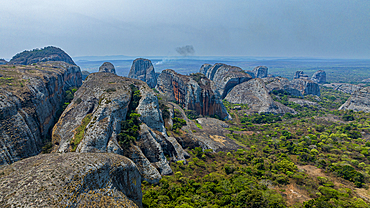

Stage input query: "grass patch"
[{"left": 70, "top": 113, "right": 92, "bottom": 152}]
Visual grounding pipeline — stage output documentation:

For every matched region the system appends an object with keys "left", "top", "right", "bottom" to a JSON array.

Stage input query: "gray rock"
[
  {"left": 156, "top": 69, "right": 230, "bottom": 120},
  {"left": 252, "top": 66, "right": 268, "bottom": 78},
  {"left": 262, "top": 77, "right": 303, "bottom": 97},
  {"left": 323, "top": 83, "right": 361, "bottom": 94},
  {"left": 294, "top": 71, "right": 304, "bottom": 79},
  {"left": 339, "top": 87, "right": 370, "bottom": 112},
  {"left": 0, "top": 62, "right": 82, "bottom": 166},
  {"left": 225, "top": 78, "right": 296, "bottom": 114},
  {"left": 0, "top": 59, "right": 7, "bottom": 65},
  {"left": 245, "top": 70, "right": 256, "bottom": 78},
  {"left": 128, "top": 58, "right": 157, "bottom": 88},
  {"left": 0, "top": 153, "right": 142, "bottom": 208},
  {"left": 311, "top": 70, "right": 326, "bottom": 83},
  {"left": 290, "top": 78, "right": 320, "bottom": 96},
  {"left": 81, "top": 70, "right": 90, "bottom": 80},
  {"left": 99, "top": 62, "right": 116, "bottom": 74},
  {"left": 288, "top": 98, "right": 321, "bottom": 108},
  {"left": 200, "top": 63, "right": 252, "bottom": 98}
]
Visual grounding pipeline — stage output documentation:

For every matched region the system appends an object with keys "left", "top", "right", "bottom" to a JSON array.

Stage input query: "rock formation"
[
  {"left": 99, "top": 62, "right": 116, "bottom": 74},
  {"left": 0, "top": 61, "right": 82, "bottom": 166},
  {"left": 0, "top": 153, "right": 142, "bottom": 208},
  {"left": 294, "top": 71, "right": 309, "bottom": 80},
  {"left": 128, "top": 58, "right": 157, "bottom": 88},
  {"left": 9, "top": 46, "right": 76, "bottom": 65},
  {"left": 225, "top": 78, "right": 296, "bottom": 114},
  {"left": 81, "top": 70, "right": 90, "bottom": 80},
  {"left": 199, "top": 63, "right": 252, "bottom": 98},
  {"left": 311, "top": 70, "right": 326, "bottom": 83},
  {"left": 288, "top": 98, "right": 321, "bottom": 108},
  {"left": 156, "top": 69, "right": 230, "bottom": 120},
  {"left": 252, "top": 66, "right": 268, "bottom": 78},
  {"left": 290, "top": 79, "right": 321, "bottom": 96},
  {"left": 52, "top": 72, "right": 188, "bottom": 183},
  {"left": 263, "top": 77, "right": 304, "bottom": 97},
  {"left": 323, "top": 83, "right": 361, "bottom": 94},
  {"left": 0, "top": 59, "right": 7, "bottom": 65},
  {"left": 339, "top": 87, "right": 370, "bottom": 112}
]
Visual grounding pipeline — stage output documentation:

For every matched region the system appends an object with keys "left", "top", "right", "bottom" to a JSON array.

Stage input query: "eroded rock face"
[
  {"left": 263, "top": 77, "right": 303, "bottom": 97},
  {"left": 290, "top": 79, "right": 321, "bottom": 96},
  {"left": 323, "top": 83, "right": 360, "bottom": 94},
  {"left": 0, "top": 62, "right": 82, "bottom": 166},
  {"left": 99, "top": 62, "right": 116, "bottom": 74},
  {"left": 252, "top": 66, "right": 268, "bottom": 78},
  {"left": 156, "top": 69, "right": 230, "bottom": 120},
  {"left": 339, "top": 87, "right": 370, "bottom": 112},
  {"left": 294, "top": 71, "right": 309, "bottom": 80},
  {"left": 0, "top": 153, "right": 142, "bottom": 208},
  {"left": 311, "top": 70, "right": 326, "bottom": 83},
  {"left": 199, "top": 63, "right": 252, "bottom": 98},
  {"left": 128, "top": 58, "right": 157, "bottom": 88},
  {"left": 9, "top": 46, "right": 76, "bottom": 65},
  {"left": 52, "top": 72, "right": 187, "bottom": 183},
  {"left": 0, "top": 59, "right": 7, "bottom": 65},
  {"left": 225, "top": 78, "right": 295, "bottom": 114}
]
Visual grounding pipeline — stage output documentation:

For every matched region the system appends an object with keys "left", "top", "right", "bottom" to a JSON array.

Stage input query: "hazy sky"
[{"left": 1, "top": 0, "right": 369, "bottom": 59}]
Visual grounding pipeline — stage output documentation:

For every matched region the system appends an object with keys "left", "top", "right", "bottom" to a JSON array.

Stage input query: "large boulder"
[
  {"left": 252, "top": 66, "right": 268, "bottom": 78},
  {"left": 0, "top": 153, "right": 142, "bottom": 208},
  {"left": 0, "top": 61, "right": 82, "bottom": 166},
  {"left": 339, "top": 87, "right": 370, "bottom": 112},
  {"left": 9, "top": 46, "right": 76, "bottom": 65},
  {"left": 294, "top": 71, "right": 309, "bottom": 80},
  {"left": 290, "top": 79, "right": 321, "bottom": 96},
  {"left": 52, "top": 72, "right": 188, "bottom": 183},
  {"left": 128, "top": 58, "right": 157, "bottom": 88},
  {"left": 323, "top": 83, "right": 361, "bottom": 94},
  {"left": 199, "top": 63, "right": 252, "bottom": 98},
  {"left": 99, "top": 62, "right": 116, "bottom": 74},
  {"left": 311, "top": 70, "right": 326, "bottom": 83},
  {"left": 225, "top": 78, "right": 296, "bottom": 114},
  {"left": 156, "top": 70, "right": 230, "bottom": 120}
]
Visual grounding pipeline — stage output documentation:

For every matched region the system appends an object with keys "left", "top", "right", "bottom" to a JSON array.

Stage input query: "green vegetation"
[{"left": 70, "top": 113, "right": 92, "bottom": 152}]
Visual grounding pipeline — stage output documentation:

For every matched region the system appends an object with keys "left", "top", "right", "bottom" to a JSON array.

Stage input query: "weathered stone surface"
[
  {"left": 288, "top": 98, "right": 321, "bottom": 108},
  {"left": 263, "top": 77, "right": 303, "bottom": 97},
  {"left": 252, "top": 66, "right": 268, "bottom": 78},
  {"left": 52, "top": 72, "right": 187, "bottom": 183},
  {"left": 0, "top": 59, "right": 7, "bottom": 65},
  {"left": 323, "top": 83, "right": 361, "bottom": 94},
  {"left": 128, "top": 58, "right": 157, "bottom": 88},
  {"left": 156, "top": 69, "right": 230, "bottom": 120},
  {"left": 99, "top": 62, "right": 116, "bottom": 74},
  {"left": 0, "top": 153, "right": 142, "bottom": 208},
  {"left": 311, "top": 70, "right": 326, "bottom": 83},
  {"left": 9, "top": 46, "right": 76, "bottom": 65},
  {"left": 294, "top": 71, "right": 309, "bottom": 80},
  {"left": 245, "top": 70, "right": 256, "bottom": 78},
  {"left": 200, "top": 63, "right": 252, "bottom": 98},
  {"left": 81, "top": 70, "right": 90, "bottom": 80},
  {"left": 290, "top": 78, "right": 321, "bottom": 96},
  {"left": 225, "top": 78, "right": 296, "bottom": 114},
  {"left": 339, "top": 87, "right": 370, "bottom": 112},
  {"left": 0, "top": 62, "right": 82, "bottom": 166}
]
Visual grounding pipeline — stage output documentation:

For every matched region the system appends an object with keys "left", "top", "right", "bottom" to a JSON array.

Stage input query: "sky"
[{"left": 0, "top": 0, "right": 369, "bottom": 59}]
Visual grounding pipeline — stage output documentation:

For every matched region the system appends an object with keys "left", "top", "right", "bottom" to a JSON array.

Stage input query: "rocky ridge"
[
  {"left": 99, "top": 62, "right": 116, "bottom": 74},
  {"left": 0, "top": 153, "right": 142, "bottom": 208},
  {"left": 323, "top": 83, "right": 361, "bottom": 94},
  {"left": 9, "top": 46, "right": 76, "bottom": 65},
  {"left": 262, "top": 77, "right": 304, "bottom": 97},
  {"left": 156, "top": 69, "right": 230, "bottom": 120},
  {"left": 0, "top": 59, "right": 7, "bottom": 65},
  {"left": 128, "top": 58, "right": 157, "bottom": 88},
  {"left": 339, "top": 87, "right": 370, "bottom": 112},
  {"left": 0, "top": 61, "right": 82, "bottom": 166}
]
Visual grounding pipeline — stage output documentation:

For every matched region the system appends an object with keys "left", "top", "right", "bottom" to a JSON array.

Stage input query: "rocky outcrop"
[
  {"left": 263, "top": 77, "right": 303, "bottom": 97},
  {"left": 288, "top": 98, "right": 321, "bottom": 108},
  {"left": 290, "top": 79, "right": 320, "bottom": 96},
  {"left": 0, "top": 59, "right": 7, "bottom": 65},
  {"left": 199, "top": 63, "right": 252, "bottom": 98},
  {"left": 0, "top": 153, "right": 142, "bottom": 208},
  {"left": 323, "top": 83, "right": 361, "bottom": 94},
  {"left": 156, "top": 69, "right": 230, "bottom": 120},
  {"left": 81, "top": 70, "right": 90, "bottom": 80},
  {"left": 52, "top": 72, "right": 188, "bottom": 183},
  {"left": 0, "top": 61, "right": 82, "bottom": 166},
  {"left": 252, "top": 66, "right": 268, "bottom": 78},
  {"left": 99, "top": 62, "right": 116, "bottom": 74},
  {"left": 311, "top": 70, "right": 326, "bottom": 83},
  {"left": 339, "top": 87, "right": 370, "bottom": 112},
  {"left": 9, "top": 46, "right": 76, "bottom": 65},
  {"left": 225, "top": 78, "right": 296, "bottom": 114},
  {"left": 294, "top": 71, "right": 309, "bottom": 80},
  {"left": 128, "top": 58, "right": 157, "bottom": 88}
]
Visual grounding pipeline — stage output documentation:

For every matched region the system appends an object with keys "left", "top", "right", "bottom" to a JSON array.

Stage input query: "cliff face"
[
  {"left": 9, "top": 46, "right": 76, "bottom": 65},
  {"left": 0, "top": 153, "right": 142, "bottom": 208},
  {"left": 199, "top": 63, "right": 252, "bottom": 98},
  {"left": 290, "top": 79, "right": 321, "bottom": 96},
  {"left": 225, "top": 78, "right": 296, "bottom": 114},
  {"left": 99, "top": 62, "right": 116, "bottom": 74},
  {"left": 156, "top": 69, "right": 230, "bottom": 120},
  {"left": 128, "top": 58, "right": 157, "bottom": 88},
  {"left": 311, "top": 70, "right": 326, "bottom": 83},
  {"left": 252, "top": 66, "right": 268, "bottom": 78},
  {"left": 339, "top": 87, "right": 370, "bottom": 112},
  {"left": 263, "top": 77, "right": 303, "bottom": 97},
  {"left": 0, "top": 61, "right": 82, "bottom": 166},
  {"left": 52, "top": 72, "right": 188, "bottom": 184}
]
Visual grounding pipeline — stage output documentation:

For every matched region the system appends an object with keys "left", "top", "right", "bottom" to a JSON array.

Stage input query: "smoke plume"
[{"left": 176, "top": 45, "right": 195, "bottom": 56}]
